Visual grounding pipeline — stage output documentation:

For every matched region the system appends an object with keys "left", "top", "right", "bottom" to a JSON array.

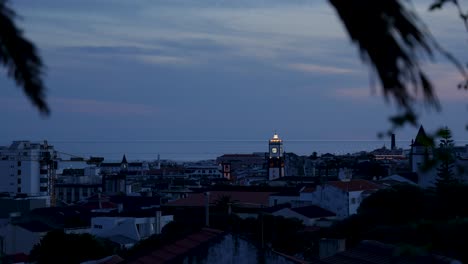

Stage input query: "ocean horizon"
[
  {"left": 14, "top": 139, "right": 462, "bottom": 162},
  {"left": 3, "top": 139, "right": 467, "bottom": 162}
]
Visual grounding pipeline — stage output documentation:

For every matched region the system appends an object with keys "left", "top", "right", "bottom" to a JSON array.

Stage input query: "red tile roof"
[
  {"left": 167, "top": 191, "right": 274, "bottom": 207},
  {"left": 87, "top": 255, "right": 124, "bottom": 264},
  {"left": 301, "top": 187, "right": 316, "bottom": 193},
  {"left": 128, "top": 228, "right": 224, "bottom": 264},
  {"left": 327, "top": 180, "right": 381, "bottom": 192}
]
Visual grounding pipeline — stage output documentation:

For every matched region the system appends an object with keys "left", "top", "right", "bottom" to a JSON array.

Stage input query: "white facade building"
[
  {"left": 91, "top": 212, "right": 173, "bottom": 248},
  {"left": 0, "top": 141, "right": 57, "bottom": 196},
  {"left": 100, "top": 155, "right": 149, "bottom": 175},
  {"left": 300, "top": 180, "right": 381, "bottom": 219},
  {"left": 268, "top": 133, "right": 285, "bottom": 180},
  {"left": 184, "top": 165, "right": 221, "bottom": 178}
]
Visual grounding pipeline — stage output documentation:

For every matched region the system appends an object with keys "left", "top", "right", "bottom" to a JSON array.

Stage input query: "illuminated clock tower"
[{"left": 268, "top": 132, "right": 285, "bottom": 180}]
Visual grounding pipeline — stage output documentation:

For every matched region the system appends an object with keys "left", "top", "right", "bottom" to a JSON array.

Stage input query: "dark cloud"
[
  {"left": 59, "top": 38, "right": 231, "bottom": 58},
  {"left": 59, "top": 45, "right": 163, "bottom": 55}
]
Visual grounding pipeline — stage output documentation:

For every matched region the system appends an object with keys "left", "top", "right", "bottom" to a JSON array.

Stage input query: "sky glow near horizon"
[{"left": 1, "top": 0, "right": 468, "bottom": 159}]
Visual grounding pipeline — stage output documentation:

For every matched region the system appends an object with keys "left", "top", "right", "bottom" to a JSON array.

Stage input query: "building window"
[
  {"left": 23, "top": 152, "right": 27, "bottom": 156},
  {"left": 17, "top": 178, "right": 21, "bottom": 184},
  {"left": 40, "top": 178, "right": 48, "bottom": 183},
  {"left": 93, "top": 225, "right": 103, "bottom": 229},
  {"left": 17, "top": 187, "right": 21, "bottom": 193},
  {"left": 40, "top": 187, "right": 48, "bottom": 192},
  {"left": 17, "top": 161, "right": 21, "bottom": 167},
  {"left": 40, "top": 169, "right": 48, "bottom": 174},
  {"left": 351, "top": 198, "right": 356, "bottom": 204},
  {"left": 17, "top": 170, "right": 21, "bottom": 176}
]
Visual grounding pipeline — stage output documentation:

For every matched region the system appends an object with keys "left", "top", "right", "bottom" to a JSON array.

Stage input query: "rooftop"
[
  {"left": 17, "top": 220, "right": 53, "bottom": 233},
  {"left": 413, "top": 125, "right": 432, "bottom": 147},
  {"left": 290, "top": 205, "right": 336, "bottom": 219},
  {"left": 327, "top": 180, "right": 381, "bottom": 192},
  {"left": 313, "top": 240, "right": 461, "bottom": 264},
  {"left": 127, "top": 228, "right": 224, "bottom": 264},
  {"left": 166, "top": 191, "right": 275, "bottom": 207}
]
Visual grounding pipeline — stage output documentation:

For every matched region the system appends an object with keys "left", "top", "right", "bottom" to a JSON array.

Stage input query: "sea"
[{"left": 41, "top": 139, "right": 429, "bottom": 162}]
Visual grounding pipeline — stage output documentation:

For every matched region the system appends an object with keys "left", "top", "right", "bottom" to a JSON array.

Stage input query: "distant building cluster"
[{"left": 0, "top": 128, "right": 467, "bottom": 262}]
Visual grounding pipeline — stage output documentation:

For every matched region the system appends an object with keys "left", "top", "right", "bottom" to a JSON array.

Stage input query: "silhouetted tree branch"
[
  {"left": 0, "top": 0, "right": 466, "bottom": 122},
  {"left": 430, "top": 0, "right": 468, "bottom": 91},
  {"left": 0, "top": 0, "right": 48, "bottom": 114},
  {"left": 329, "top": 0, "right": 468, "bottom": 128}
]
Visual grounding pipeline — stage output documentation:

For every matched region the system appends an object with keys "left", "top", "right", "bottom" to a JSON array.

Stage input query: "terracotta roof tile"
[
  {"left": 167, "top": 191, "right": 274, "bottom": 207},
  {"left": 327, "top": 180, "right": 381, "bottom": 192},
  {"left": 174, "top": 238, "right": 200, "bottom": 249},
  {"left": 159, "top": 244, "right": 185, "bottom": 255},
  {"left": 301, "top": 187, "right": 316, "bottom": 193},
  {"left": 129, "top": 229, "right": 225, "bottom": 264},
  {"left": 186, "top": 233, "right": 217, "bottom": 243}
]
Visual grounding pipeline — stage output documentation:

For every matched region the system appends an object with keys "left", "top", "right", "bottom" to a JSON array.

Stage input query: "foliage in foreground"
[
  {"left": 29, "top": 230, "right": 117, "bottom": 264},
  {"left": 325, "top": 183, "right": 468, "bottom": 262}
]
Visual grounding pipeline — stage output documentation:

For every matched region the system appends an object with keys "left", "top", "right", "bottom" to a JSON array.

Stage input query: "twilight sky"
[{"left": 1, "top": 0, "right": 467, "bottom": 160}]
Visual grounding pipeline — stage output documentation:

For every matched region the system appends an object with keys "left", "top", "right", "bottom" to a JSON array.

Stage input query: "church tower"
[
  {"left": 120, "top": 154, "right": 128, "bottom": 172},
  {"left": 268, "top": 133, "right": 285, "bottom": 180},
  {"left": 411, "top": 126, "right": 433, "bottom": 173}
]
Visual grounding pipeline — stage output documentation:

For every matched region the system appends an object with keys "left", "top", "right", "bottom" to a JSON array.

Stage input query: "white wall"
[
  {"left": 0, "top": 224, "right": 44, "bottom": 255},
  {"left": 300, "top": 185, "right": 349, "bottom": 219},
  {"left": 91, "top": 215, "right": 173, "bottom": 241},
  {"left": 300, "top": 184, "right": 372, "bottom": 219},
  {"left": 0, "top": 141, "right": 57, "bottom": 196},
  {"left": 348, "top": 191, "right": 363, "bottom": 216},
  {"left": 91, "top": 217, "right": 140, "bottom": 241},
  {"left": 0, "top": 161, "right": 16, "bottom": 193}
]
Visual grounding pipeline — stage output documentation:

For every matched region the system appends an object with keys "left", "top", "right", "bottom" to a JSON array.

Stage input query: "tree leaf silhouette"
[
  {"left": 329, "top": 0, "right": 442, "bottom": 125},
  {"left": 0, "top": 0, "right": 49, "bottom": 114}
]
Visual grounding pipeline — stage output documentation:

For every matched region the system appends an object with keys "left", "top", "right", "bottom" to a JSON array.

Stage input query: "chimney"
[{"left": 391, "top": 134, "right": 396, "bottom": 150}]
